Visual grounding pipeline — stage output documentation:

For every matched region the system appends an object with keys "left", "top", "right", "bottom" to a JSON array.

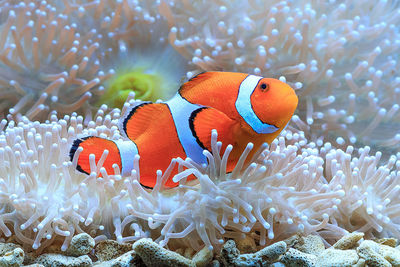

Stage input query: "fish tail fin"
[{"left": 69, "top": 136, "right": 123, "bottom": 176}]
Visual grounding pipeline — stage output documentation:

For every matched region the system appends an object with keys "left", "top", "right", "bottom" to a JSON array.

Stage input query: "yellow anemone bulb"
[
  {"left": 98, "top": 68, "right": 167, "bottom": 108},
  {"left": 96, "top": 37, "right": 189, "bottom": 107}
]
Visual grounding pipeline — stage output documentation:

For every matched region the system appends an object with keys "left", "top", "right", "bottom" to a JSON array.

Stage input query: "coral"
[
  {"left": 359, "top": 240, "right": 400, "bottom": 266},
  {"left": 0, "top": 243, "right": 21, "bottom": 256},
  {"left": 131, "top": 238, "right": 194, "bottom": 267},
  {"left": 34, "top": 253, "right": 92, "bottom": 267},
  {"left": 316, "top": 249, "right": 360, "bottom": 267},
  {"left": 94, "top": 240, "right": 133, "bottom": 262},
  {"left": 161, "top": 0, "right": 400, "bottom": 153},
  {"left": 332, "top": 232, "right": 364, "bottom": 250},
  {"left": 191, "top": 246, "right": 213, "bottom": 267},
  {"left": 219, "top": 240, "right": 239, "bottom": 265},
  {"left": 374, "top": 238, "right": 398, "bottom": 248},
  {"left": 220, "top": 239, "right": 286, "bottom": 266},
  {"left": 65, "top": 233, "right": 95, "bottom": 257},
  {"left": 291, "top": 235, "right": 325, "bottom": 256},
  {"left": 254, "top": 240, "right": 287, "bottom": 263},
  {"left": 280, "top": 248, "right": 317, "bottom": 266},
  {"left": 96, "top": 250, "right": 144, "bottom": 267},
  {"left": 235, "top": 235, "right": 257, "bottom": 254},
  {"left": 357, "top": 240, "right": 392, "bottom": 267},
  {"left": 0, "top": 247, "right": 24, "bottom": 267}
]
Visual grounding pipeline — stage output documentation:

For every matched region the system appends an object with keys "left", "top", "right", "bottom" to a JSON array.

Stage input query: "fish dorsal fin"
[
  {"left": 179, "top": 72, "right": 218, "bottom": 97},
  {"left": 118, "top": 101, "right": 150, "bottom": 139},
  {"left": 120, "top": 102, "right": 166, "bottom": 141}
]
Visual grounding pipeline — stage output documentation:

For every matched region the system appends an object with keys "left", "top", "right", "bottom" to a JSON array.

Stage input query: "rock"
[
  {"left": 41, "top": 243, "right": 64, "bottom": 255},
  {"left": 175, "top": 248, "right": 184, "bottom": 257},
  {"left": 192, "top": 247, "right": 213, "bottom": 267},
  {"left": 220, "top": 240, "right": 240, "bottom": 266},
  {"left": 229, "top": 253, "right": 264, "bottom": 266},
  {"left": 0, "top": 243, "right": 21, "bottom": 257},
  {"left": 374, "top": 242, "right": 400, "bottom": 266},
  {"left": 220, "top": 240, "right": 285, "bottom": 267},
  {"left": 280, "top": 248, "right": 317, "bottom": 267},
  {"left": 34, "top": 254, "right": 92, "bottom": 267},
  {"left": 357, "top": 240, "right": 391, "bottom": 267},
  {"left": 293, "top": 235, "right": 325, "bottom": 256},
  {"left": 132, "top": 238, "right": 194, "bottom": 267},
  {"left": 183, "top": 248, "right": 195, "bottom": 259},
  {"left": 374, "top": 238, "right": 398, "bottom": 248},
  {"left": 255, "top": 241, "right": 286, "bottom": 264},
  {"left": 235, "top": 236, "right": 257, "bottom": 254},
  {"left": 23, "top": 252, "right": 38, "bottom": 266},
  {"left": 93, "top": 250, "right": 145, "bottom": 267},
  {"left": 209, "top": 260, "right": 220, "bottom": 267},
  {"left": 66, "top": 233, "right": 95, "bottom": 257},
  {"left": 95, "top": 240, "right": 133, "bottom": 262},
  {"left": 333, "top": 232, "right": 364, "bottom": 250},
  {"left": 358, "top": 240, "right": 400, "bottom": 266},
  {"left": 316, "top": 249, "right": 360, "bottom": 266},
  {"left": 0, "top": 247, "right": 24, "bottom": 267},
  {"left": 355, "top": 259, "right": 366, "bottom": 267}
]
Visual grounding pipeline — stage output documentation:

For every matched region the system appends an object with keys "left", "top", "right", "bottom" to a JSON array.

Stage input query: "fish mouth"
[
  {"left": 272, "top": 93, "right": 298, "bottom": 129},
  {"left": 286, "top": 93, "right": 299, "bottom": 109}
]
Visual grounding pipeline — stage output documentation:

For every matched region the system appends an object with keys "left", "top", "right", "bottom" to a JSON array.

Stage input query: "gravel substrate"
[{"left": 0, "top": 232, "right": 399, "bottom": 266}]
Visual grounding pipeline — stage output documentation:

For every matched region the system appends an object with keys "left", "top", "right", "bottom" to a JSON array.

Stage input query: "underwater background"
[{"left": 0, "top": 0, "right": 399, "bottom": 266}]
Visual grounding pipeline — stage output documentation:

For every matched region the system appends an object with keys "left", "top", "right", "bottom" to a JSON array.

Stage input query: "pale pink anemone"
[
  {"left": 0, "top": 97, "right": 399, "bottom": 252},
  {"left": 0, "top": 1, "right": 104, "bottom": 120},
  {"left": 0, "top": 0, "right": 400, "bottom": 255},
  {"left": 0, "top": 0, "right": 188, "bottom": 121},
  {"left": 160, "top": 0, "right": 400, "bottom": 155}
]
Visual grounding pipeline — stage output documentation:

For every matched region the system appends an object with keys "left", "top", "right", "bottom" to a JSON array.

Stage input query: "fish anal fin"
[
  {"left": 70, "top": 136, "right": 122, "bottom": 176},
  {"left": 190, "top": 107, "right": 236, "bottom": 151}
]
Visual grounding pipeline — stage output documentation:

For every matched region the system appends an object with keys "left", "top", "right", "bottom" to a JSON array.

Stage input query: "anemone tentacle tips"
[
  {"left": 162, "top": 0, "right": 400, "bottom": 153},
  {"left": 1, "top": 103, "right": 400, "bottom": 251},
  {"left": 0, "top": 1, "right": 188, "bottom": 120}
]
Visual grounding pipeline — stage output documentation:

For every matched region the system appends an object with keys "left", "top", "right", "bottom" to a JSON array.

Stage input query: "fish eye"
[{"left": 260, "top": 83, "right": 269, "bottom": 91}]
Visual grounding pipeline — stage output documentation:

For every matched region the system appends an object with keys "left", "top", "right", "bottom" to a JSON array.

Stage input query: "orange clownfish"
[{"left": 70, "top": 72, "right": 298, "bottom": 188}]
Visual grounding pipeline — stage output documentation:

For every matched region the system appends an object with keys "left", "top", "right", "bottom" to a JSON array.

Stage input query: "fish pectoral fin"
[
  {"left": 190, "top": 107, "right": 236, "bottom": 151},
  {"left": 70, "top": 136, "right": 122, "bottom": 176}
]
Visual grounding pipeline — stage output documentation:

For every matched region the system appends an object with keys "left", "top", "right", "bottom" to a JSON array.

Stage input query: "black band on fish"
[
  {"left": 122, "top": 102, "right": 151, "bottom": 138},
  {"left": 189, "top": 107, "right": 208, "bottom": 151},
  {"left": 69, "top": 136, "right": 91, "bottom": 175}
]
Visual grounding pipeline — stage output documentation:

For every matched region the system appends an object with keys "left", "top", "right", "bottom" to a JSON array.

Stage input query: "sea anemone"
[
  {"left": 1, "top": 98, "right": 399, "bottom": 253},
  {"left": 0, "top": 0, "right": 189, "bottom": 120},
  {"left": 161, "top": 0, "right": 400, "bottom": 153},
  {"left": 325, "top": 146, "right": 400, "bottom": 240},
  {"left": 63, "top": 0, "right": 189, "bottom": 107},
  {"left": 2, "top": 0, "right": 400, "bottom": 260},
  {"left": 0, "top": 1, "right": 103, "bottom": 120}
]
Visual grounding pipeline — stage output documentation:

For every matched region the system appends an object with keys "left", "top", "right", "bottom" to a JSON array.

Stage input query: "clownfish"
[{"left": 70, "top": 72, "right": 298, "bottom": 188}]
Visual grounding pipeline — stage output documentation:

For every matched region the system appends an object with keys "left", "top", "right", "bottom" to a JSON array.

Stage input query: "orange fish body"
[{"left": 70, "top": 72, "right": 298, "bottom": 188}]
